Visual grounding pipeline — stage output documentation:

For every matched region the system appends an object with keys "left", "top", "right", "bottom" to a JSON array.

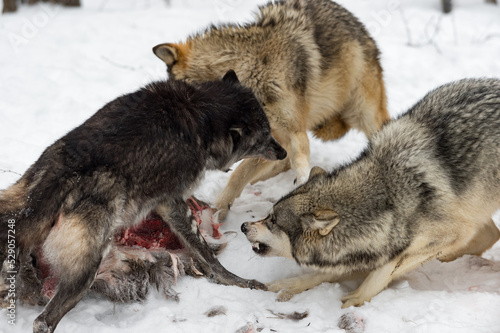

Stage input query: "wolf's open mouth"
[{"left": 252, "top": 241, "right": 269, "bottom": 255}]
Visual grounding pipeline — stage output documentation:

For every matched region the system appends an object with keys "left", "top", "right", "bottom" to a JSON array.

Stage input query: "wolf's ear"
[
  {"left": 153, "top": 43, "right": 181, "bottom": 66},
  {"left": 223, "top": 69, "right": 239, "bottom": 83},
  {"left": 309, "top": 166, "right": 326, "bottom": 180},
  {"left": 311, "top": 209, "right": 339, "bottom": 236}
]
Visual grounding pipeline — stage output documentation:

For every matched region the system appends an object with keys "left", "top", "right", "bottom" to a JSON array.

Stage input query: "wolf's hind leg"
[
  {"left": 33, "top": 210, "right": 112, "bottom": 333},
  {"left": 439, "top": 218, "right": 500, "bottom": 262},
  {"left": 467, "top": 218, "right": 500, "bottom": 255},
  {"left": 458, "top": 218, "right": 499, "bottom": 256},
  {"left": 312, "top": 115, "right": 351, "bottom": 142},
  {"left": 354, "top": 62, "right": 390, "bottom": 138}
]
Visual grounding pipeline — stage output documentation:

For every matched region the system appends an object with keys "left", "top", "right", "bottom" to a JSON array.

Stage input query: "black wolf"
[{"left": 0, "top": 70, "right": 286, "bottom": 332}]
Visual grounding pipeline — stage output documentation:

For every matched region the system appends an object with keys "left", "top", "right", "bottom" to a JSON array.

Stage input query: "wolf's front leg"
[
  {"left": 268, "top": 270, "right": 367, "bottom": 302},
  {"left": 288, "top": 130, "right": 311, "bottom": 185},
  {"left": 156, "top": 199, "right": 266, "bottom": 290},
  {"left": 267, "top": 272, "right": 340, "bottom": 301},
  {"left": 341, "top": 252, "right": 432, "bottom": 308},
  {"left": 215, "top": 158, "right": 285, "bottom": 221}
]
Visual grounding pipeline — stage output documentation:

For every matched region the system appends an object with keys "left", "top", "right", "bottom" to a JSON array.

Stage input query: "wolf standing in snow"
[
  {"left": 242, "top": 78, "right": 500, "bottom": 307},
  {"left": 152, "top": 0, "right": 390, "bottom": 219},
  {"left": 0, "top": 70, "right": 286, "bottom": 333}
]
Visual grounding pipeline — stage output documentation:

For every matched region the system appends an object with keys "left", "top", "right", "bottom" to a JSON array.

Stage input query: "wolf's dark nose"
[
  {"left": 241, "top": 222, "right": 248, "bottom": 234},
  {"left": 277, "top": 147, "right": 287, "bottom": 160}
]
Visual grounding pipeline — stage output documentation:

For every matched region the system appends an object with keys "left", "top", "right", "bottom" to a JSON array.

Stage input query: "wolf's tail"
[
  {"left": 0, "top": 166, "right": 66, "bottom": 260},
  {"left": 0, "top": 174, "right": 29, "bottom": 264}
]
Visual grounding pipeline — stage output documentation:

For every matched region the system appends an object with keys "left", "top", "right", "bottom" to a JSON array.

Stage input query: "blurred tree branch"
[
  {"left": 442, "top": 0, "right": 497, "bottom": 13},
  {"left": 3, "top": 0, "right": 80, "bottom": 14}
]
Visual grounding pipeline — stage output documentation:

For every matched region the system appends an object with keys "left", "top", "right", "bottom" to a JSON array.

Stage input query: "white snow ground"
[{"left": 1, "top": 0, "right": 500, "bottom": 332}]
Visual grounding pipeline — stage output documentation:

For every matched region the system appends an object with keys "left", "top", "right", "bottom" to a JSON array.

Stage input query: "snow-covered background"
[{"left": 1, "top": 0, "right": 500, "bottom": 332}]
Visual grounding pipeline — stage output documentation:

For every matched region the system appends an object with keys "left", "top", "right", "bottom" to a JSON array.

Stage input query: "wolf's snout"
[
  {"left": 241, "top": 222, "right": 249, "bottom": 234},
  {"left": 269, "top": 139, "right": 287, "bottom": 160},
  {"left": 276, "top": 146, "right": 287, "bottom": 160}
]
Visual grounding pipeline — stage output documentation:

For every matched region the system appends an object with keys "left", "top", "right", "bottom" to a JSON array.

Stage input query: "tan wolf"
[{"left": 153, "top": 0, "right": 390, "bottom": 218}]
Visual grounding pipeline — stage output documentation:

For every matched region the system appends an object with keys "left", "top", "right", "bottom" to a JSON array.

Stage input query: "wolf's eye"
[
  {"left": 230, "top": 128, "right": 241, "bottom": 146},
  {"left": 264, "top": 215, "right": 275, "bottom": 227}
]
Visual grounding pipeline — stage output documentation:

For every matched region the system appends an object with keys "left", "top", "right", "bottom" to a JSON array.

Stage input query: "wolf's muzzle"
[
  {"left": 275, "top": 147, "right": 287, "bottom": 160},
  {"left": 267, "top": 139, "right": 287, "bottom": 160},
  {"left": 241, "top": 222, "right": 249, "bottom": 234}
]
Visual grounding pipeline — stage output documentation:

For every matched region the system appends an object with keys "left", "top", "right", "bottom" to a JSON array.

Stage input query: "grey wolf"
[
  {"left": 0, "top": 70, "right": 286, "bottom": 332},
  {"left": 152, "top": 0, "right": 390, "bottom": 219},
  {"left": 241, "top": 78, "right": 500, "bottom": 308}
]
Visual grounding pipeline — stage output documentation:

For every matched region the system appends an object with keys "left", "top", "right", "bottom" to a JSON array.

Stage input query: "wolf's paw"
[
  {"left": 293, "top": 171, "right": 309, "bottom": 186},
  {"left": 293, "top": 176, "right": 308, "bottom": 186},
  {"left": 216, "top": 208, "right": 229, "bottom": 222},
  {"left": 214, "top": 199, "right": 231, "bottom": 221},
  {"left": 267, "top": 278, "right": 304, "bottom": 302},
  {"left": 341, "top": 298, "right": 365, "bottom": 308},
  {"left": 276, "top": 289, "right": 298, "bottom": 302},
  {"left": 293, "top": 166, "right": 311, "bottom": 186},
  {"left": 267, "top": 285, "right": 298, "bottom": 302},
  {"left": 33, "top": 316, "right": 52, "bottom": 333},
  {"left": 246, "top": 279, "right": 267, "bottom": 291},
  {"left": 209, "top": 267, "right": 267, "bottom": 291},
  {"left": 341, "top": 293, "right": 367, "bottom": 308}
]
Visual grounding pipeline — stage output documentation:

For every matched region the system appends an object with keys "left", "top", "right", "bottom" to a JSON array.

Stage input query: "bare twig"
[
  {"left": 398, "top": 6, "right": 413, "bottom": 46},
  {"left": 101, "top": 56, "right": 137, "bottom": 71},
  {"left": 399, "top": 6, "right": 445, "bottom": 54},
  {"left": 424, "top": 14, "right": 444, "bottom": 53},
  {"left": 481, "top": 33, "right": 500, "bottom": 41},
  {"left": 0, "top": 169, "right": 21, "bottom": 176}
]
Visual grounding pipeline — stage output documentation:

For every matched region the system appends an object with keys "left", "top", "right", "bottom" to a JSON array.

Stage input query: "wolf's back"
[
  {"left": 256, "top": 0, "right": 378, "bottom": 62},
  {"left": 406, "top": 78, "right": 500, "bottom": 194}
]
